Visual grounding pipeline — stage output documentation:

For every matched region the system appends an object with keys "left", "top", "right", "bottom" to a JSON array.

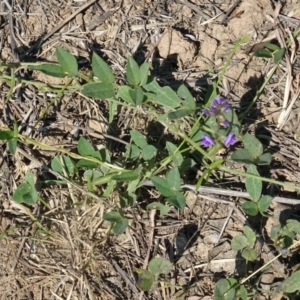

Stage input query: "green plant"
[
  {"left": 135, "top": 257, "right": 172, "bottom": 291},
  {"left": 0, "top": 35, "right": 299, "bottom": 299},
  {"left": 231, "top": 226, "right": 257, "bottom": 262},
  {"left": 231, "top": 134, "right": 273, "bottom": 216},
  {"left": 13, "top": 172, "right": 38, "bottom": 205}
]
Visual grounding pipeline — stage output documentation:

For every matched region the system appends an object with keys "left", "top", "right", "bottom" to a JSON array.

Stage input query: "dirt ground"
[{"left": 1, "top": 0, "right": 300, "bottom": 299}]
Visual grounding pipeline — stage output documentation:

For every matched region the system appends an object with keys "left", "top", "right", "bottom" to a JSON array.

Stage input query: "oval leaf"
[
  {"left": 246, "top": 164, "right": 262, "bottom": 202},
  {"left": 166, "top": 167, "right": 181, "bottom": 192},
  {"left": 242, "top": 247, "right": 257, "bottom": 261},
  {"left": 135, "top": 269, "right": 155, "bottom": 291},
  {"left": 27, "top": 64, "right": 65, "bottom": 77},
  {"left": 241, "top": 201, "right": 258, "bottom": 216},
  {"left": 56, "top": 47, "right": 78, "bottom": 77},
  {"left": 283, "top": 270, "right": 300, "bottom": 293},
  {"left": 151, "top": 176, "right": 172, "bottom": 197},
  {"left": 130, "top": 129, "right": 147, "bottom": 148},
  {"left": 231, "top": 149, "right": 254, "bottom": 164},
  {"left": 148, "top": 258, "right": 172, "bottom": 277},
  {"left": 92, "top": 52, "right": 115, "bottom": 83},
  {"left": 141, "top": 145, "right": 157, "bottom": 161},
  {"left": 243, "top": 226, "right": 256, "bottom": 248},
  {"left": 103, "top": 211, "right": 122, "bottom": 223},
  {"left": 257, "top": 195, "right": 273, "bottom": 213},
  {"left": 167, "top": 192, "right": 185, "bottom": 209},
  {"left": 113, "top": 218, "right": 128, "bottom": 235},
  {"left": 231, "top": 234, "right": 248, "bottom": 251},
  {"left": 243, "top": 134, "right": 263, "bottom": 159},
  {"left": 82, "top": 82, "right": 115, "bottom": 99},
  {"left": 126, "top": 57, "right": 141, "bottom": 86}
]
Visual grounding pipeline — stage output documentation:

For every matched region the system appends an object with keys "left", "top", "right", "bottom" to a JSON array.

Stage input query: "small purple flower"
[
  {"left": 224, "top": 132, "right": 236, "bottom": 147},
  {"left": 201, "top": 134, "right": 216, "bottom": 147},
  {"left": 201, "top": 108, "right": 211, "bottom": 116},
  {"left": 202, "top": 96, "right": 231, "bottom": 117},
  {"left": 222, "top": 119, "right": 230, "bottom": 128},
  {"left": 211, "top": 96, "right": 231, "bottom": 115}
]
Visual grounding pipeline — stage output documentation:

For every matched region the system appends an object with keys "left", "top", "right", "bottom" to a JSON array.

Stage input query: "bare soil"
[{"left": 1, "top": 0, "right": 300, "bottom": 299}]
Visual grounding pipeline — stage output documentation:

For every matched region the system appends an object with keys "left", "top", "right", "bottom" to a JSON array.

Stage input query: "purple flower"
[
  {"left": 202, "top": 96, "right": 231, "bottom": 117},
  {"left": 201, "top": 108, "right": 211, "bottom": 116},
  {"left": 211, "top": 96, "right": 231, "bottom": 115},
  {"left": 222, "top": 119, "right": 230, "bottom": 128},
  {"left": 201, "top": 134, "right": 216, "bottom": 147},
  {"left": 224, "top": 132, "right": 236, "bottom": 147}
]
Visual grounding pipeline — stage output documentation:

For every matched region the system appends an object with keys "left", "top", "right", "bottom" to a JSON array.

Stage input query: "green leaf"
[
  {"left": 129, "top": 86, "right": 144, "bottom": 105},
  {"left": 125, "top": 144, "right": 140, "bottom": 160},
  {"left": 270, "top": 224, "right": 281, "bottom": 241},
  {"left": 113, "top": 218, "right": 128, "bottom": 234},
  {"left": 231, "top": 149, "right": 255, "bottom": 164},
  {"left": 167, "top": 192, "right": 185, "bottom": 209},
  {"left": 148, "top": 258, "right": 172, "bottom": 278},
  {"left": 144, "top": 78, "right": 181, "bottom": 108},
  {"left": 27, "top": 63, "right": 66, "bottom": 77},
  {"left": 254, "top": 48, "right": 272, "bottom": 58},
  {"left": 273, "top": 48, "right": 285, "bottom": 64},
  {"left": 56, "top": 47, "right": 78, "bottom": 77},
  {"left": 120, "top": 193, "right": 136, "bottom": 208},
  {"left": 283, "top": 270, "right": 300, "bottom": 293},
  {"left": 103, "top": 180, "right": 117, "bottom": 198},
  {"left": 117, "top": 85, "right": 135, "bottom": 105},
  {"left": 242, "top": 247, "right": 257, "bottom": 261},
  {"left": 63, "top": 156, "right": 75, "bottom": 175},
  {"left": 177, "top": 84, "right": 196, "bottom": 109},
  {"left": 139, "top": 62, "right": 150, "bottom": 86},
  {"left": 92, "top": 52, "right": 115, "bottom": 83},
  {"left": 257, "top": 195, "right": 273, "bottom": 214},
  {"left": 243, "top": 226, "right": 256, "bottom": 248},
  {"left": 264, "top": 43, "right": 281, "bottom": 51},
  {"left": 13, "top": 183, "right": 38, "bottom": 205},
  {"left": 112, "top": 169, "right": 140, "bottom": 181},
  {"left": 76, "top": 159, "right": 98, "bottom": 169},
  {"left": 141, "top": 145, "right": 157, "bottom": 161},
  {"left": 246, "top": 165, "right": 262, "bottom": 202},
  {"left": 82, "top": 82, "right": 115, "bottom": 99},
  {"left": 241, "top": 201, "right": 259, "bottom": 216},
  {"left": 51, "top": 156, "right": 64, "bottom": 173},
  {"left": 243, "top": 134, "right": 263, "bottom": 159},
  {"left": 109, "top": 100, "right": 117, "bottom": 124},
  {"left": 214, "top": 279, "right": 237, "bottom": 300},
  {"left": 135, "top": 269, "right": 155, "bottom": 291},
  {"left": 154, "top": 86, "right": 181, "bottom": 109},
  {"left": 286, "top": 220, "right": 300, "bottom": 234},
  {"left": 126, "top": 57, "right": 141, "bottom": 86},
  {"left": 77, "top": 137, "right": 96, "bottom": 157},
  {"left": 103, "top": 211, "right": 123, "bottom": 223},
  {"left": 166, "top": 167, "right": 181, "bottom": 192},
  {"left": 130, "top": 130, "right": 148, "bottom": 148},
  {"left": 168, "top": 108, "right": 194, "bottom": 119},
  {"left": 0, "top": 130, "right": 14, "bottom": 140},
  {"left": 255, "top": 153, "right": 272, "bottom": 165},
  {"left": 165, "top": 142, "right": 183, "bottom": 167},
  {"left": 146, "top": 202, "right": 170, "bottom": 215},
  {"left": 8, "top": 138, "right": 17, "bottom": 155},
  {"left": 25, "top": 172, "right": 35, "bottom": 188},
  {"left": 237, "top": 285, "right": 247, "bottom": 300},
  {"left": 151, "top": 176, "right": 172, "bottom": 197},
  {"left": 231, "top": 234, "right": 248, "bottom": 251},
  {"left": 84, "top": 170, "right": 103, "bottom": 184}
]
